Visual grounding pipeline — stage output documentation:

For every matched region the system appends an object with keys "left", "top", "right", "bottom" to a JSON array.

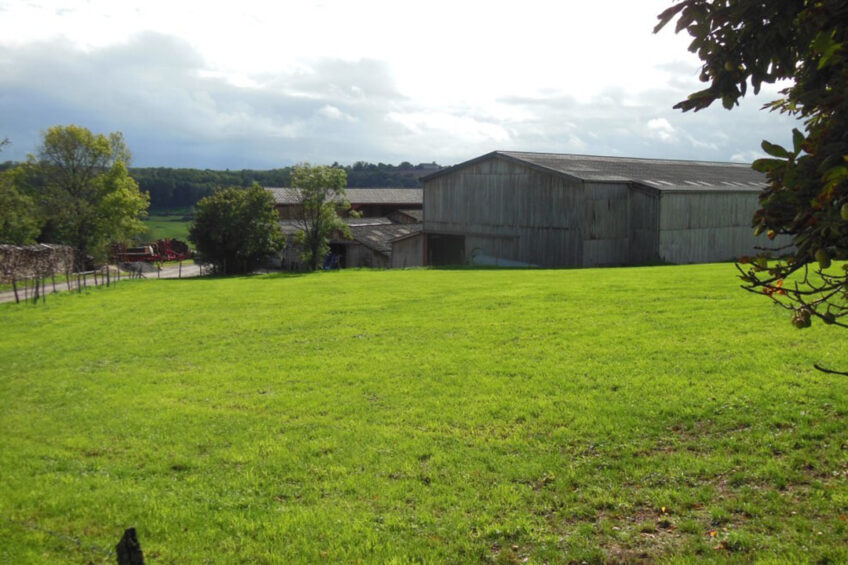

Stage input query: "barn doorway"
[
  {"left": 323, "top": 243, "right": 346, "bottom": 269},
  {"left": 427, "top": 234, "right": 465, "bottom": 266}
]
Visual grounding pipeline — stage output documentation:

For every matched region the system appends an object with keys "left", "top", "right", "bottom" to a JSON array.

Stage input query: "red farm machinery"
[{"left": 112, "top": 239, "right": 192, "bottom": 264}]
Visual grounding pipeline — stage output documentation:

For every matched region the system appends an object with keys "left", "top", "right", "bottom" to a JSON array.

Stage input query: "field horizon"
[{"left": 1, "top": 265, "right": 847, "bottom": 563}]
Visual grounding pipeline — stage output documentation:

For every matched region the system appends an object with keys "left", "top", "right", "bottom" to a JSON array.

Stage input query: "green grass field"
[
  {"left": 1, "top": 266, "right": 847, "bottom": 563},
  {"left": 143, "top": 214, "right": 192, "bottom": 241}
]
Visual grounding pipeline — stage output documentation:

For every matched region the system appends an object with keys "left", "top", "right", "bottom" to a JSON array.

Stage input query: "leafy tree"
[
  {"left": 0, "top": 138, "right": 40, "bottom": 244},
  {"left": 189, "top": 184, "right": 283, "bottom": 274},
  {"left": 656, "top": 1, "right": 848, "bottom": 340},
  {"left": 17, "top": 125, "right": 148, "bottom": 268},
  {"left": 291, "top": 163, "right": 351, "bottom": 271},
  {"left": 0, "top": 170, "right": 41, "bottom": 244}
]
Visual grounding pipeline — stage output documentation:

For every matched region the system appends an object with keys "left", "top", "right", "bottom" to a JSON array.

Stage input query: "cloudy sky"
[{"left": 0, "top": 0, "right": 799, "bottom": 169}]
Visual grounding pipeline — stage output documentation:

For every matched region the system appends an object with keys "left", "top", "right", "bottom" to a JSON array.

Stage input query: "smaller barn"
[
  {"left": 266, "top": 188, "right": 422, "bottom": 220},
  {"left": 268, "top": 187, "right": 423, "bottom": 270}
]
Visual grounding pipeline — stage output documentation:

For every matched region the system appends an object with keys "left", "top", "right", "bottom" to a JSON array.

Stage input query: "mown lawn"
[{"left": 1, "top": 266, "right": 847, "bottom": 563}]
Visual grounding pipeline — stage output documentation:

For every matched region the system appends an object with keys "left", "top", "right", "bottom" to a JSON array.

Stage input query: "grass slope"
[
  {"left": 143, "top": 214, "right": 191, "bottom": 241},
  {"left": 1, "top": 266, "right": 847, "bottom": 563}
]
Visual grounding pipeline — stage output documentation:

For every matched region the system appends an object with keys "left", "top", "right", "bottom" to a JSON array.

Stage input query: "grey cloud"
[
  {"left": 0, "top": 32, "right": 803, "bottom": 169},
  {"left": 0, "top": 33, "right": 409, "bottom": 167},
  {"left": 485, "top": 87, "right": 798, "bottom": 163}
]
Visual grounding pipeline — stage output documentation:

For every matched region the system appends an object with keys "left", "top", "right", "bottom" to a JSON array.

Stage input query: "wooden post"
[
  {"left": 94, "top": 270, "right": 98, "bottom": 286},
  {"left": 178, "top": 261, "right": 182, "bottom": 279},
  {"left": 33, "top": 277, "right": 39, "bottom": 304},
  {"left": 11, "top": 278, "right": 19, "bottom": 304},
  {"left": 106, "top": 265, "right": 111, "bottom": 287},
  {"left": 116, "top": 528, "right": 145, "bottom": 565},
  {"left": 52, "top": 273, "right": 57, "bottom": 293},
  {"left": 77, "top": 273, "right": 82, "bottom": 293}
]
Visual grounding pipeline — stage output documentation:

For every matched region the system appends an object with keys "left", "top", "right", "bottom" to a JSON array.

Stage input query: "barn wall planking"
[
  {"left": 659, "top": 192, "right": 758, "bottom": 230},
  {"left": 424, "top": 156, "right": 585, "bottom": 266},
  {"left": 391, "top": 234, "right": 424, "bottom": 268},
  {"left": 346, "top": 244, "right": 388, "bottom": 269},
  {"left": 658, "top": 226, "right": 759, "bottom": 263},
  {"left": 657, "top": 191, "right": 763, "bottom": 263},
  {"left": 629, "top": 188, "right": 660, "bottom": 264}
]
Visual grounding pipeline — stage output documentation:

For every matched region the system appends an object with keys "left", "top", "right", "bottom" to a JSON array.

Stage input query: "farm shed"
[
  {"left": 266, "top": 187, "right": 422, "bottom": 220},
  {"left": 278, "top": 218, "right": 421, "bottom": 270},
  {"left": 419, "top": 151, "right": 779, "bottom": 267}
]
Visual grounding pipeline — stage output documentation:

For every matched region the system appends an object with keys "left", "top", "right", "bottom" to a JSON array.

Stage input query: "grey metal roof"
[
  {"left": 266, "top": 187, "right": 422, "bottom": 205},
  {"left": 393, "top": 209, "right": 423, "bottom": 221},
  {"left": 348, "top": 224, "right": 422, "bottom": 254},
  {"left": 421, "top": 151, "right": 766, "bottom": 192},
  {"left": 277, "top": 217, "right": 394, "bottom": 236}
]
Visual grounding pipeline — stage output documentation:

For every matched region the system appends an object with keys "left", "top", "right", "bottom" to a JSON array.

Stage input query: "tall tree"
[
  {"left": 0, "top": 170, "right": 41, "bottom": 244},
  {"left": 0, "top": 138, "right": 41, "bottom": 244},
  {"left": 291, "top": 164, "right": 351, "bottom": 271},
  {"left": 656, "top": 1, "right": 848, "bottom": 337},
  {"left": 189, "top": 184, "right": 284, "bottom": 275},
  {"left": 19, "top": 125, "right": 149, "bottom": 268}
]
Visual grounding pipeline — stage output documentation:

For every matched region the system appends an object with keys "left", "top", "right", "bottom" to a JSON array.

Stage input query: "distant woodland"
[
  {"left": 130, "top": 161, "right": 440, "bottom": 210},
  {"left": 1, "top": 160, "right": 440, "bottom": 210}
]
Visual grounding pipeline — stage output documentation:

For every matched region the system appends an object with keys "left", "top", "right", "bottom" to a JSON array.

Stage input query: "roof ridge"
[{"left": 494, "top": 150, "right": 753, "bottom": 167}]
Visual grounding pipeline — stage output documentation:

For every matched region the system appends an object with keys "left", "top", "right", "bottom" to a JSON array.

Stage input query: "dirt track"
[{"left": 0, "top": 263, "right": 203, "bottom": 304}]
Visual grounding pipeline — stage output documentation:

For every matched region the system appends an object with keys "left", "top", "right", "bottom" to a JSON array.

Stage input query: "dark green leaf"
[
  {"left": 792, "top": 129, "right": 805, "bottom": 155},
  {"left": 761, "top": 140, "right": 791, "bottom": 159}
]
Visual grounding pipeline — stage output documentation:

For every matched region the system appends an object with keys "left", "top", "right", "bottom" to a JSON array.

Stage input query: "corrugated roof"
[
  {"left": 393, "top": 209, "right": 423, "bottom": 221},
  {"left": 421, "top": 151, "right": 766, "bottom": 192},
  {"left": 266, "top": 187, "right": 422, "bottom": 205},
  {"left": 277, "top": 217, "right": 394, "bottom": 236},
  {"left": 349, "top": 224, "right": 422, "bottom": 254}
]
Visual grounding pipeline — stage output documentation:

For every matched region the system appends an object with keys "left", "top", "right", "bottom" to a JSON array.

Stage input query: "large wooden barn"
[{"left": 411, "top": 151, "right": 775, "bottom": 267}]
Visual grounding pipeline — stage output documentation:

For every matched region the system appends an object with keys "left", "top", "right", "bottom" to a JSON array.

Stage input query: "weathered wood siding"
[
  {"left": 582, "top": 182, "right": 630, "bottom": 266},
  {"left": 391, "top": 234, "right": 424, "bottom": 268},
  {"left": 423, "top": 157, "right": 585, "bottom": 267},
  {"left": 346, "top": 244, "right": 388, "bottom": 269},
  {"left": 629, "top": 188, "right": 660, "bottom": 264},
  {"left": 657, "top": 191, "right": 763, "bottom": 263}
]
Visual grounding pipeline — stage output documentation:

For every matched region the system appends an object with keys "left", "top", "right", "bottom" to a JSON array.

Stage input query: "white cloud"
[
  {"left": 0, "top": 1, "right": 806, "bottom": 168},
  {"left": 318, "top": 105, "right": 356, "bottom": 122},
  {"left": 646, "top": 118, "right": 677, "bottom": 142},
  {"left": 387, "top": 112, "right": 510, "bottom": 143}
]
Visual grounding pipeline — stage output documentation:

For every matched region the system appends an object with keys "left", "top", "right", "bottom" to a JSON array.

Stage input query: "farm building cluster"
[{"left": 267, "top": 150, "right": 777, "bottom": 269}]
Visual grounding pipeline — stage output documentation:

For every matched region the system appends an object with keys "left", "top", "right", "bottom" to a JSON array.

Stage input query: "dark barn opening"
[{"left": 427, "top": 234, "right": 465, "bottom": 266}]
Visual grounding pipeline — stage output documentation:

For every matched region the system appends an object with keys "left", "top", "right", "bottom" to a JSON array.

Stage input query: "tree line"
[{"left": 130, "top": 161, "right": 438, "bottom": 210}]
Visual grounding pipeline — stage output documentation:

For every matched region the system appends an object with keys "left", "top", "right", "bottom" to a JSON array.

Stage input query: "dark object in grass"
[{"left": 116, "top": 528, "right": 144, "bottom": 565}]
